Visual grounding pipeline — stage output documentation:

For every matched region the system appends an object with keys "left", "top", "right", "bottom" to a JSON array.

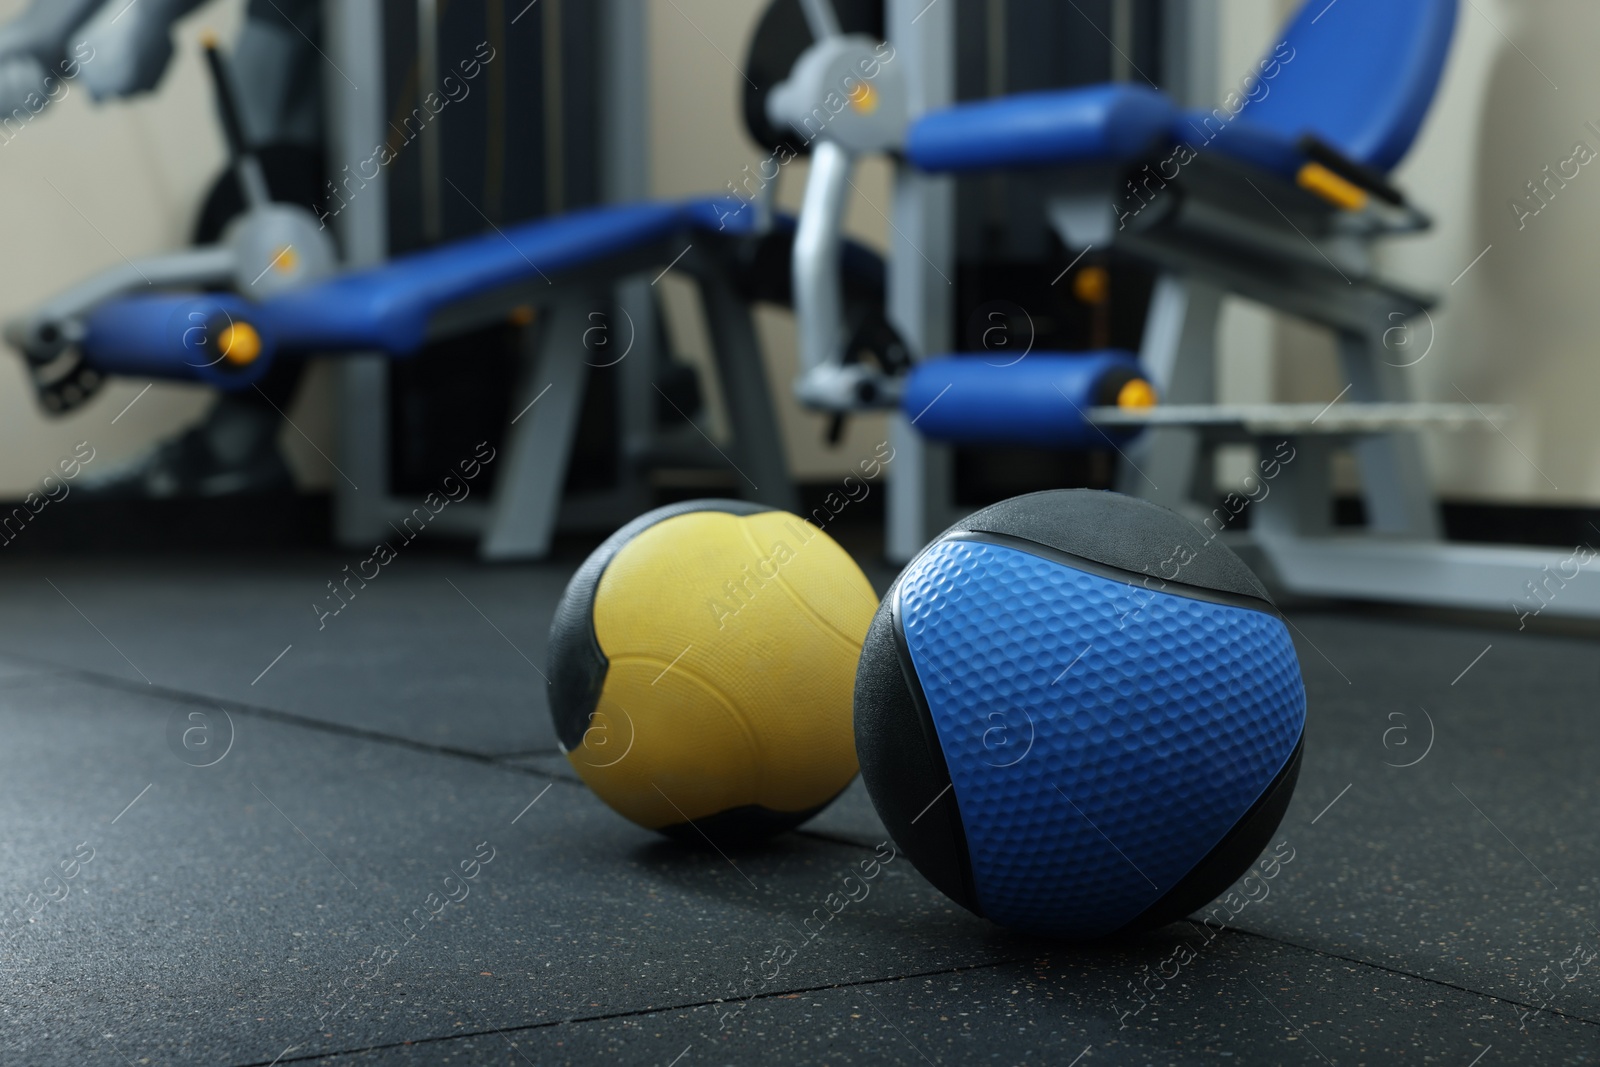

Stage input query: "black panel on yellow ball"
[{"left": 548, "top": 500, "right": 877, "bottom": 846}]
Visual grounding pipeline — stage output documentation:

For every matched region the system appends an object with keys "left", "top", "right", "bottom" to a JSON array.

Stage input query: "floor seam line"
[
  {"left": 1227, "top": 925, "right": 1600, "bottom": 1027},
  {"left": 0, "top": 651, "right": 583, "bottom": 781},
  {"left": 0, "top": 656, "right": 905, "bottom": 859},
  {"left": 228, "top": 957, "right": 1028, "bottom": 1066},
  {"left": 239, "top": 924, "right": 1600, "bottom": 1067},
  {"left": 7, "top": 655, "right": 896, "bottom": 858}
]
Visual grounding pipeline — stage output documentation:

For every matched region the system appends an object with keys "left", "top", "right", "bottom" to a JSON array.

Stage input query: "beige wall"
[
  {"left": 1385, "top": 0, "right": 1600, "bottom": 504},
  {"left": 1, "top": 0, "right": 1593, "bottom": 505}
]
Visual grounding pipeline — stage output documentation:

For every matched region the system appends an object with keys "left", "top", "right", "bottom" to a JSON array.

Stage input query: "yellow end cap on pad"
[
  {"left": 218, "top": 322, "right": 262, "bottom": 366},
  {"left": 1117, "top": 378, "right": 1157, "bottom": 410}
]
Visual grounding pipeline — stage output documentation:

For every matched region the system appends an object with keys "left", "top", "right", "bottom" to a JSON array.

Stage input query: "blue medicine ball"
[{"left": 854, "top": 490, "right": 1306, "bottom": 940}]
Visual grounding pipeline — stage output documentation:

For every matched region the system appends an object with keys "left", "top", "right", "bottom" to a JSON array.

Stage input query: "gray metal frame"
[
  {"left": 321, "top": 0, "right": 794, "bottom": 560},
  {"left": 884, "top": 0, "right": 960, "bottom": 564},
  {"left": 323, "top": 0, "right": 390, "bottom": 549}
]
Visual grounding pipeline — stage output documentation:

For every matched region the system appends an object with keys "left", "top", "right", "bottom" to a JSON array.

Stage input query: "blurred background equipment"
[
  {"left": 8, "top": 2, "right": 890, "bottom": 558},
  {"left": 777, "top": 0, "right": 1600, "bottom": 619}
]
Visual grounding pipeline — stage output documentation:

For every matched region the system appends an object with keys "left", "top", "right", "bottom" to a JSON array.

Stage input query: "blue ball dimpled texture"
[{"left": 898, "top": 538, "right": 1305, "bottom": 939}]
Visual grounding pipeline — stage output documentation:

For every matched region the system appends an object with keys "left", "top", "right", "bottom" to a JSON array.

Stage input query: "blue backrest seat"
[{"left": 1230, "top": 0, "right": 1458, "bottom": 173}]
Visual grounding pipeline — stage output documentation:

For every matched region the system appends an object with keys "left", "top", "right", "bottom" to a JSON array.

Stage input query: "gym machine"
[
  {"left": 6, "top": 1, "right": 887, "bottom": 560},
  {"left": 772, "top": 0, "right": 1600, "bottom": 619}
]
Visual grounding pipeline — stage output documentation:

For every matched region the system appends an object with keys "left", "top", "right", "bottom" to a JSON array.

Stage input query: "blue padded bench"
[
  {"left": 71, "top": 192, "right": 815, "bottom": 561},
  {"left": 264, "top": 198, "right": 739, "bottom": 357},
  {"left": 80, "top": 197, "right": 748, "bottom": 382}
]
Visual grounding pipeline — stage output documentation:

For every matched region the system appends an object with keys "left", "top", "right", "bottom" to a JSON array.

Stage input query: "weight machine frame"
[
  {"left": 322, "top": 0, "right": 796, "bottom": 559},
  {"left": 873, "top": 0, "right": 1600, "bottom": 620}
]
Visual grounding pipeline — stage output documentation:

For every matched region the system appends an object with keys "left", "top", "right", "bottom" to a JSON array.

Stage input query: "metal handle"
[
  {"left": 798, "top": 0, "right": 843, "bottom": 40},
  {"left": 774, "top": 18, "right": 910, "bottom": 411},
  {"left": 793, "top": 139, "right": 852, "bottom": 381},
  {"left": 201, "top": 34, "right": 272, "bottom": 210}
]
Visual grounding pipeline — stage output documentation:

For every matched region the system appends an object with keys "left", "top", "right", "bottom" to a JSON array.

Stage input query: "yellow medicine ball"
[{"left": 547, "top": 500, "right": 877, "bottom": 845}]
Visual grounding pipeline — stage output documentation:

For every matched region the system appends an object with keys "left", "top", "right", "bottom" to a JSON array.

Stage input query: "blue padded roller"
[
  {"left": 902, "top": 352, "right": 1146, "bottom": 449},
  {"left": 82, "top": 293, "right": 275, "bottom": 390}
]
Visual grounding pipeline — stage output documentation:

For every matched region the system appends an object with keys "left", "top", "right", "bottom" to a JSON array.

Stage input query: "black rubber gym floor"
[{"left": 0, "top": 548, "right": 1594, "bottom": 1065}]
